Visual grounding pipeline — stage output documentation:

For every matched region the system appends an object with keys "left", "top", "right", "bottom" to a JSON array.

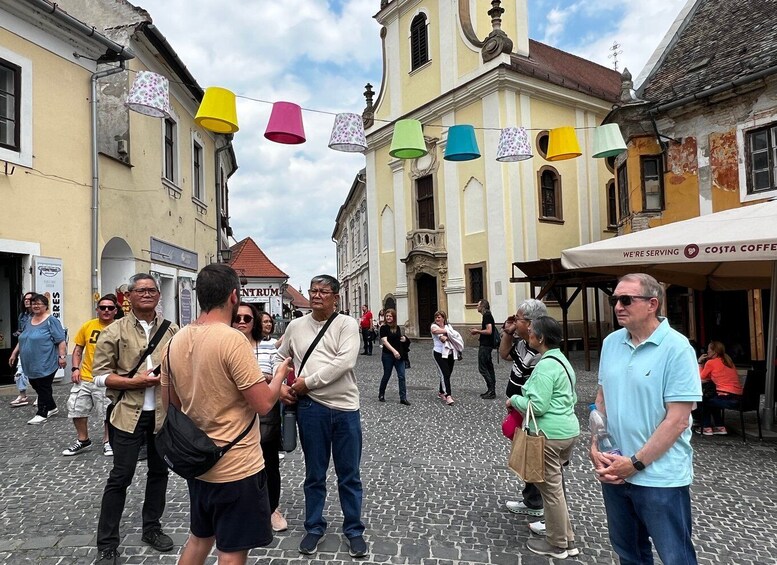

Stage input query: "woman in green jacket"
[{"left": 507, "top": 315, "right": 579, "bottom": 559}]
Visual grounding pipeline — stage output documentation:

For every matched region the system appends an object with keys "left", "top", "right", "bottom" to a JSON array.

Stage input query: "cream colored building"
[
  {"left": 363, "top": 0, "right": 620, "bottom": 337},
  {"left": 0, "top": 0, "right": 235, "bottom": 380}
]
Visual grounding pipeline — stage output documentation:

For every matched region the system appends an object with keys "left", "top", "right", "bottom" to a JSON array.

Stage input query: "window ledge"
[
  {"left": 409, "top": 60, "right": 432, "bottom": 75},
  {"left": 539, "top": 217, "right": 564, "bottom": 225},
  {"left": 162, "top": 178, "right": 182, "bottom": 199},
  {"left": 465, "top": 302, "right": 480, "bottom": 309},
  {"left": 192, "top": 196, "right": 207, "bottom": 215}
]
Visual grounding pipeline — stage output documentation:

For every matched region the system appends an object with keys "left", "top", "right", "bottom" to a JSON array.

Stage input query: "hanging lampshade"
[
  {"left": 125, "top": 71, "right": 170, "bottom": 118},
  {"left": 546, "top": 126, "right": 582, "bottom": 161},
  {"left": 496, "top": 127, "right": 533, "bottom": 162},
  {"left": 444, "top": 125, "right": 480, "bottom": 161},
  {"left": 328, "top": 113, "right": 367, "bottom": 152},
  {"left": 592, "top": 123, "right": 628, "bottom": 158},
  {"left": 264, "top": 101, "right": 306, "bottom": 144},
  {"left": 195, "top": 87, "right": 239, "bottom": 134},
  {"left": 389, "top": 119, "right": 427, "bottom": 159}
]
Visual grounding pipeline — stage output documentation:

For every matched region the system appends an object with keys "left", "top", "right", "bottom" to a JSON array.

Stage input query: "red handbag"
[{"left": 501, "top": 408, "right": 524, "bottom": 440}]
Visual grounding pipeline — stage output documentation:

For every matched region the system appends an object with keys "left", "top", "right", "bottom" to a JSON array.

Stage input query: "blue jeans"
[
  {"left": 379, "top": 352, "right": 407, "bottom": 400},
  {"left": 702, "top": 394, "right": 740, "bottom": 427},
  {"left": 296, "top": 397, "right": 365, "bottom": 538},
  {"left": 601, "top": 483, "right": 697, "bottom": 565}
]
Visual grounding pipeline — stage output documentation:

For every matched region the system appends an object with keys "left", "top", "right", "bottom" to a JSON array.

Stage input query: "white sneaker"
[
  {"left": 103, "top": 442, "right": 114, "bottom": 456},
  {"left": 529, "top": 520, "right": 546, "bottom": 535},
  {"left": 27, "top": 415, "right": 47, "bottom": 425},
  {"left": 47, "top": 408, "right": 59, "bottom": 417},
  {"left": 506, "top": 500, "right": 544, "bottom": 517},
  {"left": 279, "top": 452, "right": 286, "bottom": 460}
]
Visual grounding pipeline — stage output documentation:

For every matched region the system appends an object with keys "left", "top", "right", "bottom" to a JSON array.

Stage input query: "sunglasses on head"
[
  {"left": 608, "top": 295, "right": 654, "bottom": 307},
  {"left": 98, "top": 305, "right": 117, "bottom": 311},
  {"left": 234, "top": 314, "right": 253, "bottom": 323}
]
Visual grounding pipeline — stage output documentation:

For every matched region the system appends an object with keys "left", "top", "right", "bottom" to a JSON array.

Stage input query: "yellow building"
[
  {"left": 362, "top": 0, "right": 620, "bottom": 337},
  {"left": 0, "top": 0, "right": 235, "bottom": 380}
]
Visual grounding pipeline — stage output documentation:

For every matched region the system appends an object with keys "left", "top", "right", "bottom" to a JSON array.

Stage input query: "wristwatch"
[
  {"left": 630, "top": 455, "right": 646, "bottom": 471},
  {"left": 71, "top": 367, "right": 79, "bottom": 372}
]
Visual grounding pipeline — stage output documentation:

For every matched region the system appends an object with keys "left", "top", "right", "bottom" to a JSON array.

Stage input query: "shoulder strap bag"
[
  {"left": 111, "top": 319, "right": 172, "bottom": 406},
  {"left": 155, "top": 340, "right": 256, "bottom": 480},
  {"left": 281, "top": 311, "right": 338, "bottom": 451}
]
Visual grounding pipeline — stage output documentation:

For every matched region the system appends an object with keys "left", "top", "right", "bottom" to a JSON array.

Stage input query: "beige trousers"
[{"left": 535, "top": 435, "right": 578, "bottom": 548}]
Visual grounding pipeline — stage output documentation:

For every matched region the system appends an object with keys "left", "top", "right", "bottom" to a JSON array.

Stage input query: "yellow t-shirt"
[
  {"left": 74, "top": 318, "right": 112, "bottom": 382},
  {"left": 161, "top": 323, "right": 264, "bottom": 483}
]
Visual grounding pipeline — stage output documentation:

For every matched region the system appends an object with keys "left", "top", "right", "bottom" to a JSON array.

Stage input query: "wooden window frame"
[
  {"left": 0, "top": 58, "right": 21, "bottom": 151},
  {"left": 606, "top": 179, "right": 618, "bottom": 230},
  {"left": 640, "top": 155, "right": 665, "bottom": 211},
  {"left": 192, "top": 140, "right": 204, "bottom": 201},
  {"left": 410, "top": 13, "right": 429, "bottom": 71},
  {"left": 537, "top": 165, "right": 563, "bottom": 224},
  {"left": 465, "top": 262, "right": 486, "bottom": 307},
  {"left": 164, "top": 117, "right": 177, "bottom": 183},
  {"left": 535, "top": 130, "right": 550, "bottom": 160},
  {"left": 745, "top": 123, "right": 777, "bottom": 194},
  {"left": 617, "top": 162, "right": 630, "bottom": 220}
]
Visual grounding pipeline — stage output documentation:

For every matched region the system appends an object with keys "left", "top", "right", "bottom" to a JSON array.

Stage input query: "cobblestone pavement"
[{"left": 2, "top": 346, "right": 777, "bottom": 564}]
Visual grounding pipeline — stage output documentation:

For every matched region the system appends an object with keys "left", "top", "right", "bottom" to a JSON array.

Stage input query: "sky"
[{"left": 148, "top": 0, "right": 688, "bottom": 292}]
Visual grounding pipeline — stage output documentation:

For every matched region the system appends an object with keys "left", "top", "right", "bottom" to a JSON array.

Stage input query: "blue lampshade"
[{"left": 444, "top": 125, "right": 481, "bottom": 161}]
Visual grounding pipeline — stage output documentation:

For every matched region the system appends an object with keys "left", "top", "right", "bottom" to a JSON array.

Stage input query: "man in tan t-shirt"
[{"left": 161, "top": 263, "right": 288, "bottom": 565}]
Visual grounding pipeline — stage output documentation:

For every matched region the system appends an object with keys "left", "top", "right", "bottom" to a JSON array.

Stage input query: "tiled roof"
[
  {"left": 229, "top": 237, "right": 288, "bottom": 279},
  {"left": 284, "top": 285, "right": 310, "bottom": 309},
  {"left": 640, "top": 0, "right": 777, "bottom": 104},
  {"left": 509, "top": 40, "right": 622, "bottom": 103}
]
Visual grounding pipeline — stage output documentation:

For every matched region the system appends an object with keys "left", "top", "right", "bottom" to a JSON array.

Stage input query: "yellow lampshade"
[
  {"left": 389, "top": 119, "right": 427, "bottom": 159},
  {"left": 546, "top": 126, "right": 581, "bottom": 161},
  {"left": 195, "top": 87, "right": 239, "bottom": 134}
]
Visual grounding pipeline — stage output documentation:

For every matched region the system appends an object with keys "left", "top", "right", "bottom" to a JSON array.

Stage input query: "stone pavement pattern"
[{"left": 1, "top": 347, "right": 777, "bottom": 564}]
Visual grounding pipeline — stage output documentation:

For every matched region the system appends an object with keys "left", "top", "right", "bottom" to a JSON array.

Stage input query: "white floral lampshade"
[
  {"left": 125, "top": 71, "right": 171, "bottom": 118},
  {"left": 328, "top": 113, "right": 368, "bottom": 152},
  {"left": 496, "top": 127, "right": 533, "bottom": 162}
]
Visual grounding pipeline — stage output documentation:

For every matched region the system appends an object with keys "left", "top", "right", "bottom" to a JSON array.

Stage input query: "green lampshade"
[
  {"left": 389, "top": 119, "right": 428, "bottom": 159},
  {"left": 592, "top": 124, "right": 627, "bottom": 158}
]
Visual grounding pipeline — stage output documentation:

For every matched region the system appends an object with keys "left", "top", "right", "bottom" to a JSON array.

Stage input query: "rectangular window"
[
  {"left": 0, "top": 59, "right": 21, "bottom": 151},
  {"left": 467, "top": 264, "right": 485, "bottom": 304},
  {"left": 641, "top": 155, "right": 664, "bottom": 211},
  {"left": 746, "top": 123, "right": 777, "bottom": 193},
  {"left": 416, "top": 175, "right": 435, "bottom": 229},
  {"left": 607, "top": 180, "right": 618, "bottom": 228},
  {"left": 164, "top": 118, "right": 176, "bottom": 182},
  {"left": 193, "top": 141, "right": 203, "bottom": 201},
  {"left": 617, "top": 163, "right": 630, "bottom": 219}
]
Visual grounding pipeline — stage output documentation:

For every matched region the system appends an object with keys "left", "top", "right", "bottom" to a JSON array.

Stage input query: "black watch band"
[
  {"left": 630, "top": 455, "right": 646, "bottom": 471},
  {"left": 71, "top": 367, "right": 79, "bottom": 372}
]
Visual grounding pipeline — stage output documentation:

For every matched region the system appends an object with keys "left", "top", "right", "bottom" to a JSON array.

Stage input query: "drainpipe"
[{"left": 91, "top": 61, "right": 127, "bottom": 302}]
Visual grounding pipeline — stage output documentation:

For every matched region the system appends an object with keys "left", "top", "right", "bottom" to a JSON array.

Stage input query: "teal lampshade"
[
  {"left": 592, "top": 124, "right": 627, "bottom": 158},
  {"left": 389, "top": 119, "right": 427, "bottom": 159},
  {"left": 444, "top": 124, "right": 481, "bottom": 161}
]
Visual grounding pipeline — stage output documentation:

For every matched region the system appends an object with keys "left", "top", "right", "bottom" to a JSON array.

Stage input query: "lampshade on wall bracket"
[
  {"left": 195, "top": 87, "right": 239, "bottom": 133},
  {"left": 496, "top": 127, "right": 533, "bottom": 162},
  {"left": 328, "top": 113, "right": 367, "bottom": 152},
  {"left": 546, "top": 126, "right": 582, "bottom": 161},
  {"left": 125, "top": 71, "right": 170, "bottom": 118},
  {"left": 444, "top": 124, "right": 480, "bottom": 161},
  {"left": 389, "top": 119, "right": 427, "bottom": 159},
  {"left": 265, "top": 101, "right": 306, "bottom": 144},
  {"left": 592, "top": 123, "right": 628, "bottom": 158}
]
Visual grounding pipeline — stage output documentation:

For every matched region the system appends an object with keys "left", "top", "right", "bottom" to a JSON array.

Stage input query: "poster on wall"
[
  {"left": 179, "top": 278, "right": 193, "bottom": 327},
  {"left": 33, "top": 256, "right": 65, "bottom": 379}
]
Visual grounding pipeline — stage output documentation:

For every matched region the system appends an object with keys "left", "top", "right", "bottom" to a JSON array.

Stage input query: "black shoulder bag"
[
  {"left": 281, "top": 312, "right": 339, "bottom": 451},
  {"left": 155, "top": 340, "right": 256, "bottom": 480}
]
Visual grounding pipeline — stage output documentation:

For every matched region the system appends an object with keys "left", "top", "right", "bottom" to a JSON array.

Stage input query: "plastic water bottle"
[
  {"left": 281, "top": 365, "right": 298, "bottom": 452},
  {"left": 588, "top": 404, "right": 622, "bottom": 455}
]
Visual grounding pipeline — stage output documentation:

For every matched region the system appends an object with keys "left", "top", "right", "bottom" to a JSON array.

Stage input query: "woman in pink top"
[{"left": 698, "top": 341, "right": 743, "bottom": 436}]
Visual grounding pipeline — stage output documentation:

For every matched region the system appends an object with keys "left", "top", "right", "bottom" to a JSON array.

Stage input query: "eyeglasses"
[
  {"left": 514, "top": 317, "right": 530, "bottom": 323},
  {"left": 308, "top": 288, "right": 334, "bottom": 297},
  {"left": 608, "top": 295, "right": 654, "bottom": 307},
  {"left": 31, "top": 302, "right": 45, "bottom": 307},
  {"left": 234, "top": 314, "right": 254, "bottom": 323},
  {"left": 131, "top": 288, "right": 159, "bottom": 296},
  {"left": 98, "top": 305, "right": 117, "bottom": 311}
]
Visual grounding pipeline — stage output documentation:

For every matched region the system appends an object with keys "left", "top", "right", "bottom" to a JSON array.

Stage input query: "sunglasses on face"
[
  {"left": 234, "top": 314, "right": 253, "bottom": 323},
  {"left": 98, "top": 305, "right": 117, "bottom": 311},
  {"left": 608, "top": 295, "right": 654, "bottom": 307}
]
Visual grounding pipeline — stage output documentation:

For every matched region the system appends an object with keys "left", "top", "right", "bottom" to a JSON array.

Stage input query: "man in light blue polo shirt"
[{"left": 591, "top": 273, "right": 701, "bottom": 564}]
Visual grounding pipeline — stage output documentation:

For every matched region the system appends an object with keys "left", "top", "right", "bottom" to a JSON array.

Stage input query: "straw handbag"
[{"left": 507, "top": 402, "right": 545, "bottom": 483}]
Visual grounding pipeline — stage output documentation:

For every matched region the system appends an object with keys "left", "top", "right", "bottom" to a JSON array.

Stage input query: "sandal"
[{"left": 10, "top": 395, "right": 29, "bottom": 407}]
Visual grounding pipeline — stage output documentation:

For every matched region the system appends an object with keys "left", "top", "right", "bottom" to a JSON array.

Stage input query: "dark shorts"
[{"left": 187, "top": 470, "right": 273, "bottom": 552}]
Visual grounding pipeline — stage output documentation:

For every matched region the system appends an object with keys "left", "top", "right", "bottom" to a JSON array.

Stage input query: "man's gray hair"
[
  {"left": 310, "top": 274, "right": 341, "bottom": 294},
  {"left": 128, "top": 273, "right": 158, "bottom": 292},
  {"left": 517, "top": 298, "right": 547, "bottom": 320},
  {"left": 620, "top": 273, "right": 664, "bottom": 312}
]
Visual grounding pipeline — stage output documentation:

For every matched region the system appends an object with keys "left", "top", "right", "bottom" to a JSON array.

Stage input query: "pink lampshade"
[
  {"left": 328, "top": 113, "right": 367, "bottom": 152},
  {"left": 264, "top": 101, "right": 306, "bottom": 144}
]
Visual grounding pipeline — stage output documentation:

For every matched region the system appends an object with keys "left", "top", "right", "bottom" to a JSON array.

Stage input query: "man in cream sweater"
[{"left": 278, "top": 275, "right": 367, "bottom": 558}]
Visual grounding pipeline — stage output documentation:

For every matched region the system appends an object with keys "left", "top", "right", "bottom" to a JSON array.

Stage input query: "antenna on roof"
[{"left": 608, "top": 41, "right": 623, "bottom": 71}]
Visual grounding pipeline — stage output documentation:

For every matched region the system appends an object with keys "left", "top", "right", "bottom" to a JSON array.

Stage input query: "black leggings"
[
  {"left": 433, "top": 351, "right": 455, "bottom": 396},
  {"left": 30, "top": 372, "right": 57, "bottom": 417},
  {"left": 261, "top": 437, "right": 282, "bottom": 512}
]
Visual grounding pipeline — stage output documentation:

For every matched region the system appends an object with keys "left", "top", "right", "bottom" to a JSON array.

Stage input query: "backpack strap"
[{"left": 543, "top": 355, "right": 574, "bottom": 391}]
